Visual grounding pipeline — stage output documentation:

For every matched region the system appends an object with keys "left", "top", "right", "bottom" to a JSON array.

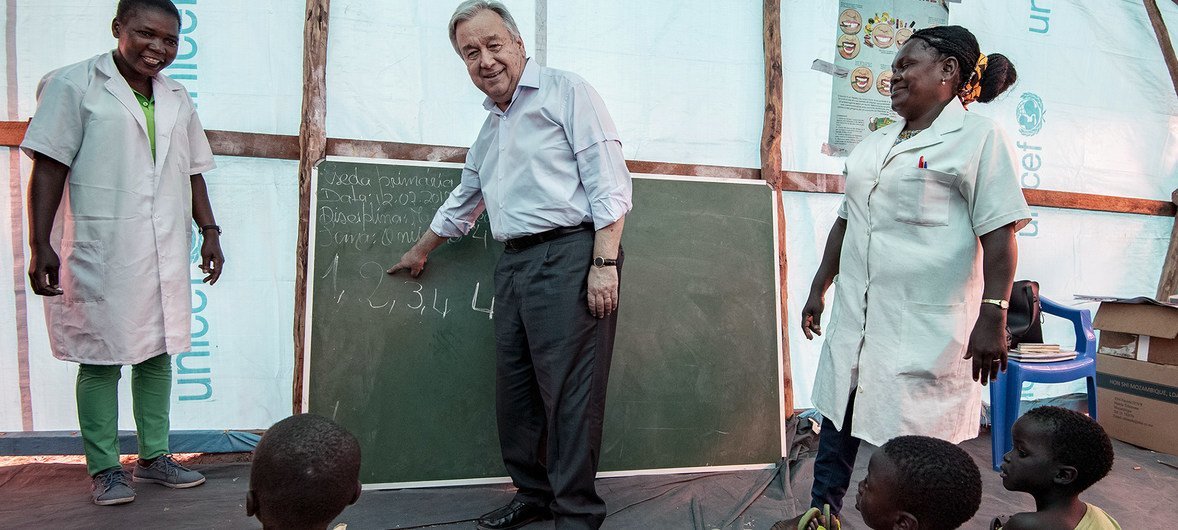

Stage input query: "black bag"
[{"left": 1006, "top": 280, "right": 1043, "bottom": 349}]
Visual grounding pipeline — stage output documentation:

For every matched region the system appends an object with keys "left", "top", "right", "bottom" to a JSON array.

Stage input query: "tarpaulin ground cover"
[{"left": 0, "top": 433, "right": 1174, "bottom": 529}]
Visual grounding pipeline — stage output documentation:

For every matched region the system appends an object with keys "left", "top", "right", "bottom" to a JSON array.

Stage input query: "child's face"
[
  {"left": 111, "top": 8, "right": 179, "bottom": 84},
  {"left": 856, "top": 450, "right": 904, "bottom": 529},
  {"left": 1000, "top": 416, "right": 1057, "bottom": 493}
]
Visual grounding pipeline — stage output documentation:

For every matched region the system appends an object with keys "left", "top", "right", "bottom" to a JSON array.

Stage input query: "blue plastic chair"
[{"left": 989, "top": 294, "right": 1098, "bottom": 471}]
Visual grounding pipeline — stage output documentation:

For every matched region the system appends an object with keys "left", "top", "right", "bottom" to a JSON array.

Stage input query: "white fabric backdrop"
[
  {"left": 1, "top": 0, "right": 302, "bottom": 431},
  {"left": 1, "top": 0, "right": 1175, "bottom": 431}
]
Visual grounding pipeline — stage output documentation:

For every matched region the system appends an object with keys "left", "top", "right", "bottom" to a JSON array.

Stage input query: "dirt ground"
[{"left": 0, "top": 452, "right": 252, "bottom": 467}]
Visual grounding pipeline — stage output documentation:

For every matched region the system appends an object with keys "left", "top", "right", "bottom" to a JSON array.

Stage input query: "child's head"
[
  {"left": 246, "top": 414, "right": 362, "bottom": 530},
  {"left": 856, "top": 435, "right": 982, "bottom": 530},
  {"left": 111, "top": 0, "right": 182, "bottom": 80},
  {"left": 1001, "top": 406, "right": 1114, "bottom": 498}
]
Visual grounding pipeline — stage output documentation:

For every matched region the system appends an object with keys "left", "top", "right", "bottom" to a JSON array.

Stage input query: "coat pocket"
[
  {"left": 894, "top": 168, "right": 960, "bottom": 227},
  {"left": 896, "top": 300, "right": 968, "bottom": 379},
  {"left": 60, "top": 240, "right": 106, "bottom": 303}
]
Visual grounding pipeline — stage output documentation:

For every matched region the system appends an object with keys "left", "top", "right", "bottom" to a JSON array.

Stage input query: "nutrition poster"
[{"left": 827, "top": 0, "right": 948, "bottom": 155}]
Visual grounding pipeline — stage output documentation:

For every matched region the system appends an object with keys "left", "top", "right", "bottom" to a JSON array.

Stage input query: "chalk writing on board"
[
  {"left": 316, "top": 165, "right": 472, "bottom": 253},
  {"left": 315, "top": 164, "right": 498, "bottom": 322},
  {"left": 338, "top": 260, "right": 490, "bottom": 321},
  {"left": 471, "top": 282, "right": 495, "bottom": 320}
]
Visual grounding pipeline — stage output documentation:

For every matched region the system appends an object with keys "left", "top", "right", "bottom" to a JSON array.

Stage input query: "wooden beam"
[
  {"left": 293, "top": 0, "right": 330, "bottom": 415},
  {"left": 0, "top": 120, "right": 25, "bottom": 147},
  {"left": 326, "top": 137, "right": 465, "bottom": 163},
  {"left": 782, "top": 170, "right": 845, "bottom": 194},
  {"left": 762, "top": 0, "right": 793, "bottom": 418},
  {"left": 4, "top": 121, "right": 1173, "bottom": 218},
  {"left": 207, "top": 130, "right": 299, "bottom": 160},
  {"left": 1145, "top": 0, "right": 1178, "bottom": 100},
  {"left": 1158, "top": 188, "right": 1178, "bottom": 301},
  {"left": 1021, "top": 188, "right": 1176, "bottom": 217},
  {"left": 625, "top": 160, "right": 759, "bottom": 180}
]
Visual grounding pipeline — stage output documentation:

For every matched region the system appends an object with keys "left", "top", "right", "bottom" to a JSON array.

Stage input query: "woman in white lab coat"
[
  {"left": 21, "top": 0, "right": 224, "bottom": 506},
  {"left": 776, "top": 25, "right": 1031, "bottom": 530}
]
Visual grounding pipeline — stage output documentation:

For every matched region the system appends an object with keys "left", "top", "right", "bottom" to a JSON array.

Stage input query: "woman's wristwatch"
[{"left": 981, "top": 298, "right": 1009, "bottom": 309}]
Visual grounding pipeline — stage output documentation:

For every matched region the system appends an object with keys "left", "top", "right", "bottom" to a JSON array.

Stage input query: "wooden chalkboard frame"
[{"left": 303, "top": 157, "right": 786, "bottom": 489}]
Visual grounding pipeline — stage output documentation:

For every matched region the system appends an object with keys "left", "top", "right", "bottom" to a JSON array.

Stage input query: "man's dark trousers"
[{"left": 493, "top": 229, "right": 620, "bottom": 530}]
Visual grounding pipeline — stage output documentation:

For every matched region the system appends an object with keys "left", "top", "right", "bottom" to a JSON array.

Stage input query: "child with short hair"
[
  {"left": 21, "top": 0, "right": 223, "bottom": 506},
  {"left": 856, "top": 435, "right": 982, "bottom": 530},
  {"left": 993, "top": 406, "right": 1121, "bottom": 529},
  {"left": 246, "top": 414, "right": 362, "bottom": 530},
  {"left": 783, "top": 435, "right": 982, "bottom": 530}
]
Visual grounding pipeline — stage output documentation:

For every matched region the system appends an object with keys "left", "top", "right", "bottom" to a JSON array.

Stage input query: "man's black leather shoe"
[{"left": 477, "top": 500, "right": 553, "bottom": 529}]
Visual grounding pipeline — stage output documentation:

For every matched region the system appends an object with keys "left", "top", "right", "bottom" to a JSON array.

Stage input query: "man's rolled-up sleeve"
[
  {"left": 565, "top": 82, "right": 632, "bottom": 229},
  {"left": 576, "top": 140, "right": 632, "bottom": 229},
  {"left": 429, "top": 159, "right": 486, "bottom": 238}
]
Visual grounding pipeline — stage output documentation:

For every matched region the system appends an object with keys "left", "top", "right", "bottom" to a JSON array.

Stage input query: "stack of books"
[{"left": 1008, "top": 343, "right": 1077, "bottom": 363}]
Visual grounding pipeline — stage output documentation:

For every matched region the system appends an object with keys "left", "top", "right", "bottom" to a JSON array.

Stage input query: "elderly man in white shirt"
[{"left": 388, "top": 2, "right": 632, "bottom": 529}]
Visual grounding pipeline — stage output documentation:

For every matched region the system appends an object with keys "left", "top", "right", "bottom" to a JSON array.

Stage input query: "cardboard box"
[
  {"left": 1093, "top": 300, "right": 1178, "bottom": 366},
  {"left": 1096, "top": 355, "right": 1178, "bottom": 455}
]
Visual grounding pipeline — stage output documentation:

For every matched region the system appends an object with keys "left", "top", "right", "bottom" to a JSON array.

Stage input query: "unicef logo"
[{"left": 1016, "top": 92, "right": 1045, "bottom": 136}]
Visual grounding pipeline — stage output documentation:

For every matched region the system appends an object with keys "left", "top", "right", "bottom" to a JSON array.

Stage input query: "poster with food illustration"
[{"left": 826, "top": 1, "right": 948, "bottom": 156}]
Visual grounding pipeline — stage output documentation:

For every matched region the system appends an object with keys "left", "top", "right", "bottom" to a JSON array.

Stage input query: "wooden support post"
[
  {"left": 761, "top": 0, "right": 783, "bottom": 190},
  {"left": 1143, "top": 1, "right": 1178, "bottom": 302},
  {"left": 1158, "top": 189, "right": 1178, "bottom": 302},
  {"left": 1145, "top": 0, "right": 1178, "bottom": 101},
  {"left": 293, "top": 0, "right": 330, "bottom": 414},
  {"left": 762, "top": 0, "right": 794, "bottom": 417}
]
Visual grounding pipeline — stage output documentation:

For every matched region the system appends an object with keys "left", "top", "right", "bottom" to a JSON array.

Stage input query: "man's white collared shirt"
[{"left": 431, "top": 59, "right": 632, "bottom": 241}]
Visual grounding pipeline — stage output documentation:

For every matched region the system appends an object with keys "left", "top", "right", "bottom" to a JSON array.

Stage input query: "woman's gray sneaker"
[
  {"left": 92, "top": 468, "right": 135, "bottom": 505},
  {"left": 132, "top": 455, "right": 206, "bottom": 488}
]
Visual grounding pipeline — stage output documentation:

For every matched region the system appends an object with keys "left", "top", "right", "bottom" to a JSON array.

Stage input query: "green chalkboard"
[{"left": 306, "top": 158, "right": 782, "bottom": 486}]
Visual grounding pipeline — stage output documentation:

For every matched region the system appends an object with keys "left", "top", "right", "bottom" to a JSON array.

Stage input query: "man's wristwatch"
[
  {"left": 981, "top": 298, "right": 1009, "bottom": 309},
  {"left": 592, "top": 256, "right": 618, "bottom": 268}
]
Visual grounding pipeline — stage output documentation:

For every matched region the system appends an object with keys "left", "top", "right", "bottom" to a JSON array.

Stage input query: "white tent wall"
[
  {"left": 1, "top": 2, "right": 18, "bottom": 431},
  {"left": 326, "top": 0, "right": 537, "bottom": 147},
  {"left": 782, "top": 0, "right": 1178, "bottom": 408},
  {"left": 953, "top": 0, "right": 1178, "bottom": 200},
  {"left": 545, "top": 3, "right": 763, "bottom": 168},
  {"left": 2, "top": 0, "right": 303, "bottom": 432},
  {"left": 0, "top": 156, "right": 20, "bottom": 430},
  {"left": 956, "top": 0, "right": 1178, "bottom": 402},
  {"left": 2, "top": 0, "right": 1177, "bottom": 433}
]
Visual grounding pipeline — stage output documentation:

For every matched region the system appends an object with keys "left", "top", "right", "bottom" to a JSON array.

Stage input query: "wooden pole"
[
  {"left": 1158, "top": 189, "right": 1178, "bottom": 302},
  {"left": 1145, "top": 0, "right": 1178, "bottom": 101},
  {"left": 1143, "top": 1, "right": 1178, "bottom": 302},
  {"left": 293, "top": 0, "right": 330, "bottom": 414},
  {"left": 762, "top": 0, "right": 794, "bottom": 417},
  {"left": 761, "top": 0, "right": 783, "bottom": 191}
]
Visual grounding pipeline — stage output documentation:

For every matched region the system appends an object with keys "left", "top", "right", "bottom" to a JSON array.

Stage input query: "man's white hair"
[{"left": 448, "top": 0, "right": 522, "bottom": 54}]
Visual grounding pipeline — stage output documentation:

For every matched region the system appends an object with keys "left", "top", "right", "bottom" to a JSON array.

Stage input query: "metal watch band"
[{"left": 981, "top": 298, "right": 1009, "bottom": 309}]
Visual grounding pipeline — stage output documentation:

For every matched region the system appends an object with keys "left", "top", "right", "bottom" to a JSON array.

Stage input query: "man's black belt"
[{"left": 504, "top": 222, "right": 594, "bottom": 251}]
